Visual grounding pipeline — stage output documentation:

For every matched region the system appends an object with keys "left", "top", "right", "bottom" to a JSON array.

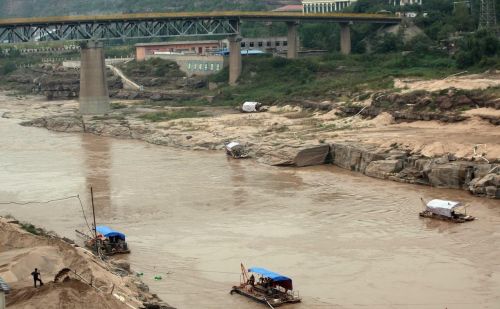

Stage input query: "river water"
[{"left": 1, "top": 116, "right": 499, "bottom": 309}]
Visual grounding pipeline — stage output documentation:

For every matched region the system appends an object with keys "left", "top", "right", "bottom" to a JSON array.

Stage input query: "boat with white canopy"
[{"left": 419, "top": 198, "right": 475, "bottom": 223}]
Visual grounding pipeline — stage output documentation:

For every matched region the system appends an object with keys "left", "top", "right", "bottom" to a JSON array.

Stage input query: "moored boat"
[
  {"left": 419, "top": 198, "right": 475, "bottom": 223},
  {"left": 76, "top": 225, "right": 130, "bottom": 255},
  {"left": 230, "top": 264, "right": 301, "bottom": 307},
  {"left": 225, "top": 142, "right": 250, "bottom": 159}
]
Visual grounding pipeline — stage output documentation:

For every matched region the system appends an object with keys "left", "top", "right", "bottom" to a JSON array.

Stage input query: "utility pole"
[
  {"left": 479, "top": 0, "right": 498, "bottom": 34},
  {"left": 90, "top": 186, "right": 98, "bottom": 255}
]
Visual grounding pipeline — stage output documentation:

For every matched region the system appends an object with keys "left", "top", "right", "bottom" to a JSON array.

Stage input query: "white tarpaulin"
[
  {"left": 426, "top": 199, "right": 461, "bottom": 217},
  {"left": 226, "top": 142, "right": 241, "bottom": 150},
  {"left": 242, "top": 101, "right": 260, "bottom": 113}
]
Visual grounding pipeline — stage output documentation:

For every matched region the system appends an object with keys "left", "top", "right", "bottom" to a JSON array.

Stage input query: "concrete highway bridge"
[{"left": 0, "top": 12, "right": 400, "bottom": 114}]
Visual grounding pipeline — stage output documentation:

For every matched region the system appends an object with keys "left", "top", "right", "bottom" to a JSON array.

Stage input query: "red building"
[{"left": 135, "top": 40, "right": 224, "bottom": 61}]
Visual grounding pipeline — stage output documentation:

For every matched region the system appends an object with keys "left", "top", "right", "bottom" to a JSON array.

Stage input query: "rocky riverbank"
[
  {"left": 279, "top": 142, "right": 499, "bottom": 199},
  {"left": 0, "top": 216, "right": 174, "bottom": 309},
  {"left": 1, "top": 86, "right": 498, "bottom": 199}
]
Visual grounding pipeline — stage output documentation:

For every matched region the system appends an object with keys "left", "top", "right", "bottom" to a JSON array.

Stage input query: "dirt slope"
[
  {"left": 7, "top": 280, "right": 124, "bottom": 309},
  {"left": 0, "top": 217, "right": 172, "bottom": 309}
]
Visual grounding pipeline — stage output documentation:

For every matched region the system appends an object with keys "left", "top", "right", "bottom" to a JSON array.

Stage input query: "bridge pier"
[
  {"left": 340, "top": 23, "right": 351, "bottom": 55},
  {"left": 79, "top": 41, "right": 110, "bottom": 115},
  {"left": 287, "top": 22, "right": 299, "bottom": 59},
  {"left": 228, "top": 35, "right": 242, "bottom": 86}
]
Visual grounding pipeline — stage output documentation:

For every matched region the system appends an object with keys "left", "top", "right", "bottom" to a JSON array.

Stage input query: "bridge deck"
[{"left": 0, "top": 11, "right": 400, "bottom": 26}]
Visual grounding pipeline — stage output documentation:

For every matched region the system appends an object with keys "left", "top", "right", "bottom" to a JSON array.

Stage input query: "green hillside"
[{"left": 0, "top": 0, "right": 293, "bottom": 18}]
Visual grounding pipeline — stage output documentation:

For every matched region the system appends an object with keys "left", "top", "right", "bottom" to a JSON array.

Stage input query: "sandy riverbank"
[{"left": 0, "top": 217, "right": 174, "bottom": 309}]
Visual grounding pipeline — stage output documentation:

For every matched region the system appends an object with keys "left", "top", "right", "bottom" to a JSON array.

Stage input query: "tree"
[
  {"left": 455, "top": 30, "right": 499, "bottom": 68},
  {"left": 405, "top": 34, "right": 433, "bottom": 53},
  {"left": 2, "top": 62, "right": 17, "bottom": 75},
  {"left": 373, "top": 33, "right": 403, "bottom": 53},
  {"left": 299, "top": 24, "right": 340, "bottom": 51}
]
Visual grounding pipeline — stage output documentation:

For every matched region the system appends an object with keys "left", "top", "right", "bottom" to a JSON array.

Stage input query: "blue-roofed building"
[{"left": 0, "top": 277, "right": 10, "bottom": 309}]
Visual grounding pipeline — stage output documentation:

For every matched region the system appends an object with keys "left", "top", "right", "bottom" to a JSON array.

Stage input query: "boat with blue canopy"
[
  {"left": 96, "top": 226, "right": 126, "bottom": 240},
  {"left": 230, "top": 263, "right": 301, "bottom": 307},
  {"left": 77, "top": 225, "right": 130, "bottom": 255}
]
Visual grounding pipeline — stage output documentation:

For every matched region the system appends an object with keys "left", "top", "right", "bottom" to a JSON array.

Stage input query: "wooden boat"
[
  {"left": 76, "top": 225, "right": 130, "bottom": 255},
  {"left": 230, "top": 264, "right": 301, "bottom": 307},
  {"left": 419, "top": 198, "right": 475, "bottom": 223}
]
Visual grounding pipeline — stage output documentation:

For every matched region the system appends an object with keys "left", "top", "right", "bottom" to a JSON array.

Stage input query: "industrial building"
[
  {"left": 240, "top": 37, "right": 288, "bottom": 53},
  {"left": 135, "top": 37, "right": 289, "bottom": 77},
  {"left": 135, "top": 40, "right": 224, "bottom": 61}
]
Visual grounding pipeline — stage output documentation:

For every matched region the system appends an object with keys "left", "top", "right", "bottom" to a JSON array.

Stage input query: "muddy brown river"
[{"left": 1, "top": 117, "right": 499, "bottom": 309}]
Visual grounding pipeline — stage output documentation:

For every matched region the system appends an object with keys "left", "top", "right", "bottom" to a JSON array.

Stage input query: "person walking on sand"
[{"left": 31, "top": 268, "right": 43, "bottom": 287}]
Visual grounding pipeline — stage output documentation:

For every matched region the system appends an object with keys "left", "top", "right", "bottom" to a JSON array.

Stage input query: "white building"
[
  {"left": 302, "top": 0, "right": 358, "bottom": 13},
  {"left": 390, "top": 0, "right": 422, "bottom": 6}
]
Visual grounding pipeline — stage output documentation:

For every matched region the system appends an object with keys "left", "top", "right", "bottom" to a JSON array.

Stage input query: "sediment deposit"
[{"left": 0, "top": 217, "right": 174, "bottom": 309}]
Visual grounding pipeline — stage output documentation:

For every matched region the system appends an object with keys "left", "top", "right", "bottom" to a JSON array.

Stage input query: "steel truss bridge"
[{"left": 0, "top": 11, "right": 400, "bottom": 43}]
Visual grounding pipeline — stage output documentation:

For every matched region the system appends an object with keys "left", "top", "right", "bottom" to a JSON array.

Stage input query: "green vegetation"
[
  {"left": 144, "top": 98, "right": 218, "bottom": 107},
  {"left": 104, "top": 45, "right": 134, "bottom": 58},
  {"left": 0, "top": 0, "right": 273, "bottom": 18},
  {"left": 455, "top": 30, "right": 499, "bottom": 69},
  {"left": 0, "top": 47, "right": 27, "bottom": 79},
  {"left": 110, "top": 102, "right": 128, "bottom": 109},
  {"left": 120, "top": 58, "right": 184, "bottom": 78},
  {"left": 139, "top": 107, "right": 205, "bottom": 122},
  {"left": 0, "top": 0, "right": 497, "bottom": 109},
  {"left": 209, "top": 51, "right": 462, "bottom": 106},
  {"left": 19, "top": 222, "right": 46, "bottom": 235},
  {"left": 299, "top": 0, "right": 499, "bottom": 70}
]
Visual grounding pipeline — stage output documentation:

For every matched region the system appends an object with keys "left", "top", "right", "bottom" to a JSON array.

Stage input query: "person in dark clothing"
[
  {"left": 248, "top": 274, "right": 255, "bottom": 286},
  {"left": 31, "top": 268, "right": 43, "bottom": 287}
]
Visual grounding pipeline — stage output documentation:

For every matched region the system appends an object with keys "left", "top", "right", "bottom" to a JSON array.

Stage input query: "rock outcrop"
[
  {"left": 328, "top": 142, "right": 499, "bottom": 198},
  {"left": 469, "top": 172, "right": 500, "bottom": 198},
  {"left": 23, "top": 115, "right": 85, "bottom": 132},
  {"left": 337, "top": 88, "right": 499, "bottom": 123},
  {"left": 258, "top": 144, "right": 331, "bottom": 167},
  {"left": 6, "top": 66, "right": 122, "bottom": 100}
]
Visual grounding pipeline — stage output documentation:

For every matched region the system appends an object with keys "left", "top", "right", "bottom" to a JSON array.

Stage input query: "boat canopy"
[
  {"left": 226, "top": 142, "right": 242, "bottom": 150},
  {"left": 249, "top": 267, "right": 293, "bottom": 290},
  {"left": 426, "top": 199, "right": 462, "bottom": 218},
  {"left": 96, "top": 226, "right": 126, "bottom": 240}
]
